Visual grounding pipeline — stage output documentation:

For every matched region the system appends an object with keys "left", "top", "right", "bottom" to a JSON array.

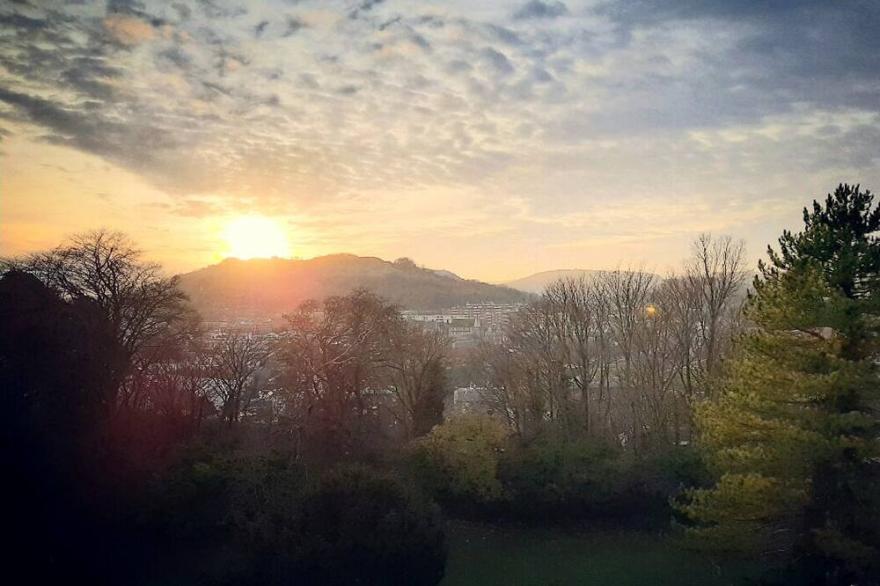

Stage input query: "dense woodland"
[{"left": 3, "top": 184, "right": 879, "bottom": 585}]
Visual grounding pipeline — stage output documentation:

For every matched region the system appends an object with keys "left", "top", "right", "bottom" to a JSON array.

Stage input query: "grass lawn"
[{"left": 442, "top": 520, "right": 760, "bottom": 586}]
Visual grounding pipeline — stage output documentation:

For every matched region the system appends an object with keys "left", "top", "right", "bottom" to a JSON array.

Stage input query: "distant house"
[
  {"left": 402, "top": 303, "right": 524, "bottom": 347},
  {"left": 445, "top": 385, "right": 493, "bottom": 417}
]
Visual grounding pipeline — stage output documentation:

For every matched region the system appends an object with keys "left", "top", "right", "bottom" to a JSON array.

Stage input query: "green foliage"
[
  {"left": 411, "top": 418, "right": 701, "bottom": 523},
  {"left": 650, "top": 445, "right": 712, "bottom": 489},
  {"left": 498, "top": 431, "right": 620, "bottom": 512},
  {"left": 410, "top": 357, "right": 448, "bottom": 437},
  {"left": 682, "top": 184, "right": 880, "bottom": 582},
  {"left": 761, "top": 183, "right": 880, "bottom": 300},
  {"left": 409, "top": 415, "right": 510, "bottom": 503},
  {"left": 679, "top": 472, "right": 807, "bottom": 553},
  {"left": 499, "top": 433, "right": 708, "bottom": 522}
]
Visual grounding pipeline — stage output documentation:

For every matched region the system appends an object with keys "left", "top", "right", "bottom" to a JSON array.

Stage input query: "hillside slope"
[{"left": 178, "top": 255, "right": 528, "bottom": 318}]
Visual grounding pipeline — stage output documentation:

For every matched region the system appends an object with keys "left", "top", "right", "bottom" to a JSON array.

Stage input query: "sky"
[{"left": 1, "top": 0, "right": 878, "bottom": 282}]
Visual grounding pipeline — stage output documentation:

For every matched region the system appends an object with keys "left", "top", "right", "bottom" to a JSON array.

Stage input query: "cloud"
[
  {"left": 480, "top": 47, "right": 515, "bottom": 76},
  {"left": 0, "top": 12, "right": 49, "bottom": 31},
  {"left": 103, "top": 14, "right": 157, "bottom": 45},
  {"left": 514, "top": 1, "right": 569, "bottom": 20},
  {"left": 596, "top": 0, "right": 880, "bottom": 115},
  {"left": 0, "top": 86, "right": 179, "bottom": 177},
  {"left": 0, "top": 0, "right": 876, "bottom": 235},
  {"left": 283, "top": 15, "right": 306, "bottom": 37},
  {"left": 485, "top": 23, "right": 523, "bottom": 46},
  {"left": 171, "top": 197, "right": 228, "bottom": 217},
  {"left": 349, "top": 0, "right": 385, "bottom": 20}
]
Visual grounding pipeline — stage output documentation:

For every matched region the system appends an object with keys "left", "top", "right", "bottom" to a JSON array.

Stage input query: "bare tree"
[
  {"left": 592, "top": 279, "right": 615, "bottom": 437},
  {"left": 279, "top": 290, "right": 399, "bottom": 454},
  {"left": 3, "top": 230, "right": 189, "bottom": 360},
  {"left": 599, "top": 268, "right": 656, "bottom": 387},
  {"left": 629, "top": 284, "right": 688, "bottom": 449},
  {"left": 509, "top": 299, "right": 572, "bottom": 434},
  {"left": 471, "top": 341, "right": 529, "bottom": 435},
  {"left": 686, "top": 233, "right": 746, "bottom": 377},
  {"left": 209, "top": 331, "right": 270, "bottom": 425},
  {"left": 661, "top": 273, "right": 704, "bottom": 401},
  {"left": 2, "top": 230, "right": 192, "bottom": 412},
  {"left": 121, "top": 308, "right": 204, "bottom": 412},
  {"left": 544, "top": 277, "right": 601, "bottom": 433},
  {"left": 144, "top": 348, "right": 212, "bottom": 427},
  {"left": 472, "top": 304, "right": 558, "bottom": 438},
  {"left": 383, "top": 324, "right": 450, "bottom": 439},
  {"left": 457, "top": 238, "right": 747, "bottom": 452}
]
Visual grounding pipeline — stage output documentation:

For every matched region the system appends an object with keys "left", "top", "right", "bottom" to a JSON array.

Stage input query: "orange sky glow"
[{"left": 1, "top": 1, "right": 878, "bottom": 282}]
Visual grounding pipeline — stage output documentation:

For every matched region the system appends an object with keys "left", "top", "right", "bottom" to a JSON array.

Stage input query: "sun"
[{"left": 223, "top": 216, "right": 290, "bottom": 260}]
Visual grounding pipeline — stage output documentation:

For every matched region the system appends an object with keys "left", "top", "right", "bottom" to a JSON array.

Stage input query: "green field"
[{"left": 442, "top": 521, "right": 759, "bottom": 586}]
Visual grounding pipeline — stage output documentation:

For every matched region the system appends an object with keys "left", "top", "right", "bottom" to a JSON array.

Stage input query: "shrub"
[
  {"left": 499, "top": 433, "right": 712, "bottom": 523},
  {"left": 281, "top": 465, "right": 446, "bottom": 586},
  {"left": 409, "top": 419, "right": 706, "bottom": 525},
  {"left": 146, "top": 449, "right": 306, "bottom": 544},
  {"left": 497, "top": 430, "right": 621, "bottom": 516},
  {"left": 644, "top": 445, "right": 711, "bottom": 491},
  {"left": 409, "top": 415, "right": 510, "bottom": 504}
]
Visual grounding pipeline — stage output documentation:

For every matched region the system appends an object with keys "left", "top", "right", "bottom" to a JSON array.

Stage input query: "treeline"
[
  {"left": 402, "top": 234, "right": 748, "bottom": 527},
  {"left": 473, "top": 233, "right": 746, "bottom": 450},
  {"left": 3, "top": 184, "right": 879, "bottom": 585}
]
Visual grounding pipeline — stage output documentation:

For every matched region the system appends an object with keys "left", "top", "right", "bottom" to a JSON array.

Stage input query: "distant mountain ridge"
[
  {"left": 178, "top": 254, "right": 528, "bottom": 319},
  {"left": 503, "top": 269, "right": 616, "bottom": 294},
  {"left": 505, "top": 268, "right": 750, "bottom": 296}
]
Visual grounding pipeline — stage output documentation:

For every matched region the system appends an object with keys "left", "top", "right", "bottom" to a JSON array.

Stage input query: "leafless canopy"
[
  {"left": 476, "top": 235, "right": 747, "bottom": 450},
  {"left": 2, "top": 229, "right": 191, "bottom": 361}
]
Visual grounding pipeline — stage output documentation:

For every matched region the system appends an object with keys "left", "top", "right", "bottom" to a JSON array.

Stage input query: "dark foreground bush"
[
  {"left": 147, "top": 448, "right": 306, "bottom": 543},
  {"left": 275, "top": 465, "right": 447, "bottom": 585},
  {"left": 147, "top": 454, "right": 446, "bottom": 585}
]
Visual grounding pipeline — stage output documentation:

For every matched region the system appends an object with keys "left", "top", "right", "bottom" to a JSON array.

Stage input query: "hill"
[
  {"left": 503, "top": 269, "right": 614, "bottom": 294},
  {"left": 178, "top": 255, "right": 528, "bottom": 319}
]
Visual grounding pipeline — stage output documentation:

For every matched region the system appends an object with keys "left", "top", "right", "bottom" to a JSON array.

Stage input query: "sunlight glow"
[{"left": 223, "top": 216, "right": 290, "bottom": 260}]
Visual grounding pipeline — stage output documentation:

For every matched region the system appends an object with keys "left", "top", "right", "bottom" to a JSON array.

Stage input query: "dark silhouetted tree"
[
  {"left": 0, "top": 270, "right": 124, "bottom": 583},
  {"left": 2, "top": 230, "right": 192, "bottom": 412}
]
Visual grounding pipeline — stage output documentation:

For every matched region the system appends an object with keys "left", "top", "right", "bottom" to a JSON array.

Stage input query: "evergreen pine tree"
[{"left": 680, "top": 184, "right": 880, "bottom": 584}]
